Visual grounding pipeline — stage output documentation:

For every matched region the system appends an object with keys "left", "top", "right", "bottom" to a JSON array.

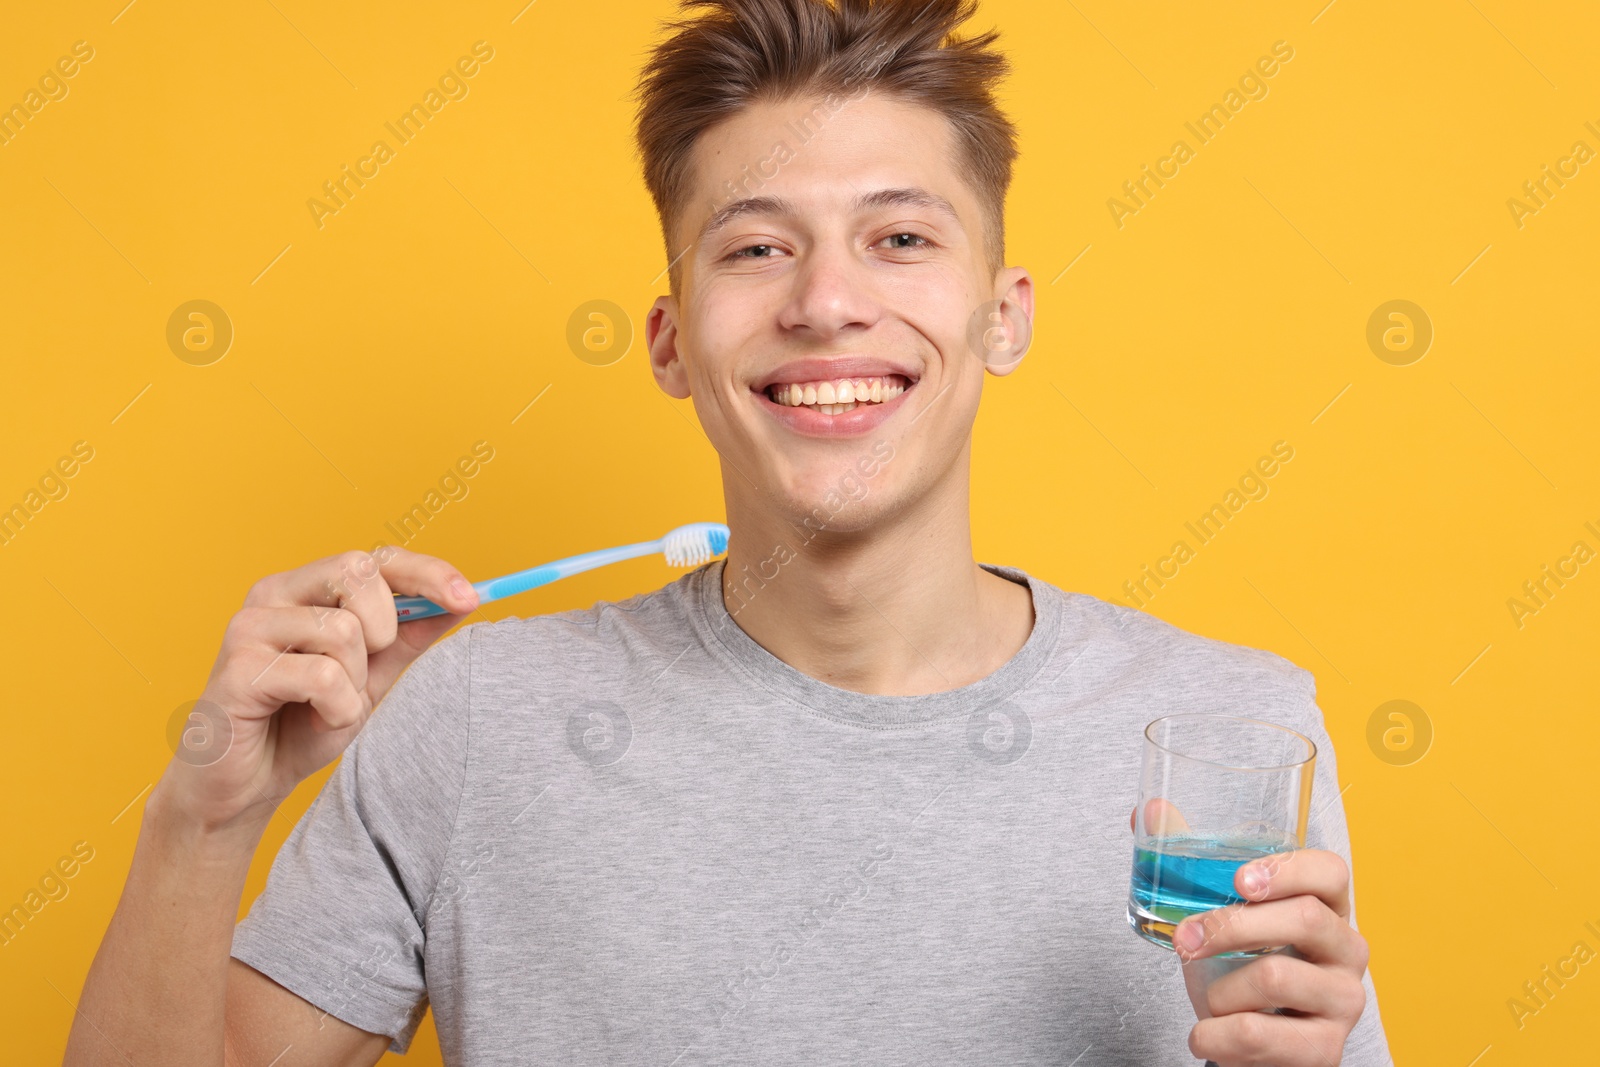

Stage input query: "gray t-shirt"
[{"left": 232, "top": 560, "right": 1391, "bottom": 1064}]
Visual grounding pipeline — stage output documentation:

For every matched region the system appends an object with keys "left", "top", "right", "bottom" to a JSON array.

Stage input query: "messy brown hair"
[{"left": 634, "top": 0, "right": 1018, "bottom": 291}]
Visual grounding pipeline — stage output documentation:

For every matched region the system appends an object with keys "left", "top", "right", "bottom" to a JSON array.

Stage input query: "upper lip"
[{"left": 753, "top": 357, "right": 921, "bottom": 391}]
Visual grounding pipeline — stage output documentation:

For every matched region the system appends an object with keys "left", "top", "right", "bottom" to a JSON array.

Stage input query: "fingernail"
[
  {"left": 1239, "top": 865, "right": 1267, "bottom": 897},
  {"left": 450, "top": 578, "right": 473, "bottom": 603},
  {"left": 1177, "top": 921, "right": 1203, "bottom": 952}
]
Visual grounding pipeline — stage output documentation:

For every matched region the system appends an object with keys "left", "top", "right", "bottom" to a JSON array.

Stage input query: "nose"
[{"left": 776, "top": 241, "right": 881, "bottom": 342}]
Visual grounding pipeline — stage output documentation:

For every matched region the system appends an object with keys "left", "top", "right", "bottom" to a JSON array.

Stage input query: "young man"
[{"left": 69, "top": 1, "right": 1390, "bottom": 1063}]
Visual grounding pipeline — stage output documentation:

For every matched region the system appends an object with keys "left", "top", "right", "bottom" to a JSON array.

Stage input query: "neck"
[{"left": 716, "top": 456, "right": 1035, "bottom": 696}]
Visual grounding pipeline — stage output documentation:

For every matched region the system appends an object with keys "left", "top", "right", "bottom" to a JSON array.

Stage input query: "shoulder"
[
  {"left": 425, "top": 566, "right": 705, "bottom": 705},
  {"left": 1112, "top": 595, "right": 1310, "bottom": 685},
  {"left": 1032, "top": 574, "right": 1320, "bottom": 718},
  {"left": 369, "top": 566, "right": 696, "bottom": 715}
]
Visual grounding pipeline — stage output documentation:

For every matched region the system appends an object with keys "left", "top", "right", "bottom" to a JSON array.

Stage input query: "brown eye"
[{"left": 882, "top": 233, "right": 929, "bottom": 250}]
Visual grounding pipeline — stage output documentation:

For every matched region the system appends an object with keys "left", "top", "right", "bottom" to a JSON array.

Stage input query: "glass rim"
[{"left": 1143, "top": 712, "right": 1317, "bottom": 772}]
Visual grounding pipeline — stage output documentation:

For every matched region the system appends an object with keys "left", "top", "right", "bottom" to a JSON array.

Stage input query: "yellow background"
[{"left": 2, "top": 0, "right": 1596, "bottom": 1061}]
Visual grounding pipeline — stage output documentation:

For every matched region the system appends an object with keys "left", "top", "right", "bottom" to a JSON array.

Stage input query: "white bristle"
[
  {"left": 665, "top": 529, "right": 702, "bottom": 567},
  {"left": 661, "top": 522, "right": 727, "bottom": 567}
]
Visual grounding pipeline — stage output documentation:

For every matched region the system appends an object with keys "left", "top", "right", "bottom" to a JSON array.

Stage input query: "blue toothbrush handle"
[
  {"left": 394, "top": 539, "right": 665, "bottom": 621},
  {"left": 392, "top": 576, "right": 526, "bottom": 622}
]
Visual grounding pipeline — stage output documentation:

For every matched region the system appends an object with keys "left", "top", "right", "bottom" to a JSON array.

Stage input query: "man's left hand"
[{"left": 1173, "top": 847, "right": 1371, "bottom": 1066}]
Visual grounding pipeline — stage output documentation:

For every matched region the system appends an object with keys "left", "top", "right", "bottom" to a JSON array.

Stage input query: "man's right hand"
[
  {"left": 163, "top": 545, "right": 479, "bottom": 834},
  {"left": 65, "top": 545, "right": 477, "bottom": 1067}
]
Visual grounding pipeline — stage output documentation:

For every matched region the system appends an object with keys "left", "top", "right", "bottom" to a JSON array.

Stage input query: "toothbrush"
[{"left": 393, "top": 521, "right": 730, "bottom": 621}]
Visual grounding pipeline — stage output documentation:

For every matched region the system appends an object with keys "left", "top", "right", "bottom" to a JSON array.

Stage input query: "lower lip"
[{"left": 755, "top": 384, "right": 916, "bottom": 437}]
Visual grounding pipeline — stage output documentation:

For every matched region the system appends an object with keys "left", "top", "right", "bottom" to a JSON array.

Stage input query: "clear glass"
[{"left": 1126, "top": 713, "right": 1316, "bottom": 959}]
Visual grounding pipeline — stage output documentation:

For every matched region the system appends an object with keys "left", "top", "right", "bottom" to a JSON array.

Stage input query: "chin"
[
  {"left": 767, "top": 479, "right": 890, "bottom": 538},
  {"left": 729, "top": 435, "right": 902, "bottom": 530}
]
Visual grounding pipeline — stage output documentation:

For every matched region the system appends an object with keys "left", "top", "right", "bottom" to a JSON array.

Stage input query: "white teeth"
[{"left": 766, "top": 375, "right": 912, "bottom": 409}]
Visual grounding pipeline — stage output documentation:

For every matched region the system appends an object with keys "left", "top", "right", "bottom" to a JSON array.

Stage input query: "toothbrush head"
[{"left": 662, "top": 521, "right": 730, "bottom": 566}]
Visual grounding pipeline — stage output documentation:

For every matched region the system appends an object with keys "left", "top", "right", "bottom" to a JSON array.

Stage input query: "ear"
[
  {"left": 983, "top": 266, "right": 1035, "bottom": 377},
  {"left": 646, "top": 294, "right": 691, "bottom": 399}
]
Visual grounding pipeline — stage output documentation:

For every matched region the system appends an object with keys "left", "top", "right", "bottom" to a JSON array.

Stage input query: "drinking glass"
[{"left": 1126, "top": 713, "right": 1316, "bottom": 958}]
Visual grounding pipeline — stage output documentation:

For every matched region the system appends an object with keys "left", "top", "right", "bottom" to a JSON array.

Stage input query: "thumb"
[{"left": 1135, "top": 797, "right": 1192, "bottom": 836}]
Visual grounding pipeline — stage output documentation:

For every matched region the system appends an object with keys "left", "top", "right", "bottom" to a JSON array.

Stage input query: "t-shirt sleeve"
[
  {"left": 229, "top": 622, "right": 477, "bottom": 1053},
  {"left": 1289, "top": 668, "right": 1395, "bottom": 1067}
]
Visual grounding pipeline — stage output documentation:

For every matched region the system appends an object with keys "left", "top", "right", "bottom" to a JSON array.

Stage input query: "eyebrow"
[{"left": 696, "top": 186, "right": 963, "bottom": 244}]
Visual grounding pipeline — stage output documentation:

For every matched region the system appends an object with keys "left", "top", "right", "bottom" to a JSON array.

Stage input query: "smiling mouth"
[{"left": 761, "top": 374, "right": 915, "bottom": 415}]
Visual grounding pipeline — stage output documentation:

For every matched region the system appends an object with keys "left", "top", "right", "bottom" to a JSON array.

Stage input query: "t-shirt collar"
[{"left": 687, "top": 557, "right": 1063, "bottom": 729}]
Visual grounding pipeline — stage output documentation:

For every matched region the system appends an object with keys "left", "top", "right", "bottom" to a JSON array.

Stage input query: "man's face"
[{"left": 646, "top": 92, "right": 1033, "bottom": 533}]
